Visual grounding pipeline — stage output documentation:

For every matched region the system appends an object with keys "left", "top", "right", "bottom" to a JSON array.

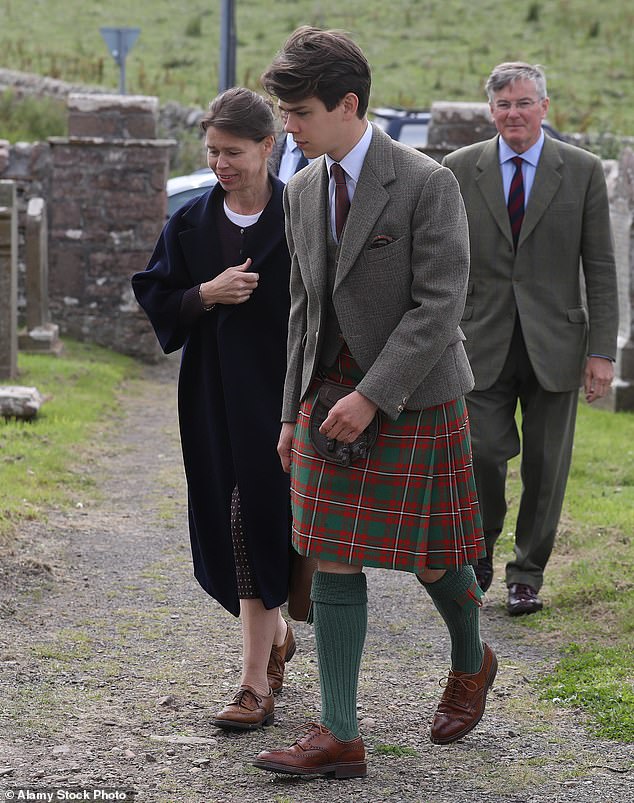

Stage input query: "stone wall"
[
  {"left": 45, "top": 94, "right": 172, "bottom": 360},
  {"left": 0, "top": 138, "right": 53, "bottom": 320},
  {"left": 0, "top": 91, "right": 173, "bottom": 361}
]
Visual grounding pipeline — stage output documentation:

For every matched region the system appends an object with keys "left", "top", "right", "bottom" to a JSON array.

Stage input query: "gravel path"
[{"left": 0, "top": 355, "right": 632, "bottom": 803}]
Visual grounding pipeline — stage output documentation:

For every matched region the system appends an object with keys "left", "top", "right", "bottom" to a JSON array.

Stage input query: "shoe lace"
[
  {"left": 232, "top": 687, "right": 261, "bottom": 707},
  {"left": 438, "top": 673, "right": 478, "bottom": 705},
  {"left": 290, "top": 722, "right": 328, "bottom": 744}
]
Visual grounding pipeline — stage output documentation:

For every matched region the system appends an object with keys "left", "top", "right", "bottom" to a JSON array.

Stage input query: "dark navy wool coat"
[{"left": 132, "top": 178, "right": 291, "bottom": 616}]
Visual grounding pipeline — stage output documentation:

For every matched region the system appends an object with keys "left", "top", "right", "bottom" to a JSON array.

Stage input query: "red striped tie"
[
  {"left": 331, "top": 162, "right": 350, "bottom": 241},
  {"left": 507, "top": 156, "right": 524, "bottom": 250}
]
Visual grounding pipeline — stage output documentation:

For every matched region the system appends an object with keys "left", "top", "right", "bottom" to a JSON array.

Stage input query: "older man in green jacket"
[{"left": 444, "top": 62, "right": 618, "bottom": 615}]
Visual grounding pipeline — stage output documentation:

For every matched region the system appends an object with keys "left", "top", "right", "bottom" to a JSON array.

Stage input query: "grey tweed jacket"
[{"left": 282, "top": 124, "right": 474, "bottom": 422}]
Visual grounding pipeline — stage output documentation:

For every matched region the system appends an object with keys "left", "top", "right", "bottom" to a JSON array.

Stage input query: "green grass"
[
  {"left": 374, "top": 743, "right": 419, "bottom": 757},
  {"left": 0, "top": 88, "right": 66, "bottom": 141},
  {"left": 502, "top": 400, "right": 634, "bottom": 741},
  {"left": 0, "top": 339, "right": 138, "bottom": 540},
  {"left": 0, "top": 0, "right": 632, "bottom": 136},
  {"left": 537, "top": 643, "right": 634, "bottom": 741}
]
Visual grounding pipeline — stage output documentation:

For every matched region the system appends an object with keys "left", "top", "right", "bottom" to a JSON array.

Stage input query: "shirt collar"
[
  {"left": 499, "top": 129, "right": 545, "bottom": 167},
  {"left": 285, "top": 132, "right": 300, "bottom": 155},
  {"left": 325, "top": 121, "right": 372, "bottom": 181}
]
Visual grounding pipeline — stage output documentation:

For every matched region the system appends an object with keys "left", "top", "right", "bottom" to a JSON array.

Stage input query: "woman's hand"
[
  {"left": 319, "top": 391, "right": 378, "bottom": 443},
  {"left": 200, "top": 258, "right": 259, "bottom": 306}
]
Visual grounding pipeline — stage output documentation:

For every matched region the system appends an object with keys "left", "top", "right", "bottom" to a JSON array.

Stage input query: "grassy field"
[
  {"left": 1, "top": 341, "right": 633, "bottom": 739},
  {"left": 501, "top": 401, "right": 634, "bottom": 741},
  {"left": 0, "top": 0, "right": 633, "bottom": 135},
  {"left": 0, "top": 340, "right": 138, "bottom": 541}
]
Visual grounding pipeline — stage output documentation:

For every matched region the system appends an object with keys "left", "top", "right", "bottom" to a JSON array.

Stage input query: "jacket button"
[{"left": 397, "top": 404, "right": 404, "bottom": 412}]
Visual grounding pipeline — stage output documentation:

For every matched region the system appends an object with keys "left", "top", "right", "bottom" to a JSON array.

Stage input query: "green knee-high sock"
[
  {"left": 420, "top": 565, "right": 484, "bottom": 674},
  {"left": 311, "top": 570, "right": 367, "bottom": 741}
]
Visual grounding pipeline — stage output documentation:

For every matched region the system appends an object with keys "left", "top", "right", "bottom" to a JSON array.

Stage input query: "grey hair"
[{"left": 485, "top": 62, "right": 547, "bottom": 101}]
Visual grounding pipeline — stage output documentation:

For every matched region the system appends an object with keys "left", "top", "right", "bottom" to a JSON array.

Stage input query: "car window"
[
  {"left": 398, "top": 123, "right": 428, "bottom": 147},
  {"left": 167, "top": 187, "right": 209, "bottom": 217}
]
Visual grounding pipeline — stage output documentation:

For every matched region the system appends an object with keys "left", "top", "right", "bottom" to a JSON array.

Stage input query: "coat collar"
[
  {"left": 475, "top": 134, "right": 563, "bottom": 248},
  {"left": 177, "top": 176, "right": 286, "bottom": 283}
]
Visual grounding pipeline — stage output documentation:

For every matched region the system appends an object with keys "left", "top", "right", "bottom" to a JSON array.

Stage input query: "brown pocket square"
[{"left": 369, "top": 234, "right": 395, "bottom": 249}]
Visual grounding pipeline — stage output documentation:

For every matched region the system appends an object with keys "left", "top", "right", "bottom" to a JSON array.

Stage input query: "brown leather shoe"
[
  {"left": 210, "top": 685, "right": 274, "bottom": 731},
  {"left": 267, "top": 622, "right": 296, "bottom": 692},
  {"left": 253, "top": 723, "right": 367, "bottom": 778},
  {"left": 507, "top": 583, "right": 543, "bottom": 616},
  {"left": 430, "top": 643, "right": 498, "bottom": 745}
]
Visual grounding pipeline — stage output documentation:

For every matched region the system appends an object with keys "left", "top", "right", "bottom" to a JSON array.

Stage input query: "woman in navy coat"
[{"left": 132, "top": 88, "right": 293, "bottom": 731}]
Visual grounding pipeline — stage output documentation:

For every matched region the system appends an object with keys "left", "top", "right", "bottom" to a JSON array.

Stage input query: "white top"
[{"left": 223, "top": 200, "right": 262, "bottom": 227}]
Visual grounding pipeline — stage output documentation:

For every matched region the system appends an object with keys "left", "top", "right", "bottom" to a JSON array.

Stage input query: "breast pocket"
[{"left": 365, "top": 236, "right": 409, "bottom": 264}]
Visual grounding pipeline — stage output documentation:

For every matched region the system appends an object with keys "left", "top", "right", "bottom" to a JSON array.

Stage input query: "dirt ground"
[{"left": 0, "top": 355, "right": 632, "bottom": 803}]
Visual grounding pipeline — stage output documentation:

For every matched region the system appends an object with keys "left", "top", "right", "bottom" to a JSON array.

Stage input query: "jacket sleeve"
[
  {"left": 281, "top": 187, "right": 308, "bottom": 422},
  {"left": 131, "top": 214, "right": 203, "bottom": 354},
  {"left": 581, "top": 157, "right": 619, "bottom": 360}
]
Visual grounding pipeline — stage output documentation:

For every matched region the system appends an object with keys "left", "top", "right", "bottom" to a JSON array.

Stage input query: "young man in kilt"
[{"left": 256, "top": 26, "right": 497, "bottom": 778}]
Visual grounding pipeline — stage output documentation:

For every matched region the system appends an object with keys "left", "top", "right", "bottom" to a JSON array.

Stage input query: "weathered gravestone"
[
  {"left": 18, "top": 197, "right": 62, "bottom": 355},
  {"left": 0, "top": 179, "right": 17, "bottom": 379},
  {"left": 600, "top": 147, "right": 634, "bottom": 412}
]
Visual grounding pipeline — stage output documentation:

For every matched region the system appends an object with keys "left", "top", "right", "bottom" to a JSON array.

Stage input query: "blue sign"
[{"left": 99, "top": 27, "right": 140, "bottom": 93}]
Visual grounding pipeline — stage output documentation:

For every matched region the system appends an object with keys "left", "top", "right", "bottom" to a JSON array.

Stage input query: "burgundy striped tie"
[
  {"left": 507, "top": 156, "right": 525, "bottom": 250},
  {"left": 331, "top": 162, "right": 350, "bottom": 241}
]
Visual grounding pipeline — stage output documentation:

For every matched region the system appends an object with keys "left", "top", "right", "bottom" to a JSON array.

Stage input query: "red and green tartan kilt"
[{"left": 290, "top": 348, "right": 485, "bottom": 573}]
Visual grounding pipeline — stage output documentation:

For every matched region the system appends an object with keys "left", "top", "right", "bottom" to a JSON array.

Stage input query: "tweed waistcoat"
[{"left": 319, "top": 224, "right": 345, "bottom": 367}]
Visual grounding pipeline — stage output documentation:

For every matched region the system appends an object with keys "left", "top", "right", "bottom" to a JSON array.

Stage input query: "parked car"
[
  {"left": 370, "top": 106, "right": 431, "bottom": 149},
  {"left": 371, "top": 105, "right": 564, "bottom": 150},
  {"left": 166, "top": 168, "right": 217, "bottom": 217}
]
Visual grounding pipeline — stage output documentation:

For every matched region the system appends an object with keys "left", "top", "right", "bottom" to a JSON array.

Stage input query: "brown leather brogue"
[
  {"left": 430, "top": 642, "right": 498, "bottom": 745},
  {"left": 267, "top": 622, "right": 296, "bottom": 692},
  {"left": 507, "top": 583, "right": 543, "bottom": 616},
  {"left": 210, "top": 685, "right": 274, "bottom": 731},
  {"left": 253, "top": 723, "right": 367, "bottom": 778}
]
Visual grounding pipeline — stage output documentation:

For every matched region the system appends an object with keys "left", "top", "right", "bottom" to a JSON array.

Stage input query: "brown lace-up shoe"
[
  {"left": 267, "top": 622, "right": 296, "bottom": 692},
  {"left": 253, "top": 723, "right": 367, "bottom": 778},
  {"left": 430, "top": 643, "right": 498, "bottom": 745},
  {"left": 507, "top": 583, "right": 543, "bottom": 616},
  {"left": 211, "top": 685, "right": 274, "bottom": 731}
]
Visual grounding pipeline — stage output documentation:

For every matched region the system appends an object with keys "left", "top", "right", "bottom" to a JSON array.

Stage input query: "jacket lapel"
[
  {"left": 334, "top": 124, "right": 393, "bottom": 292},
  {"left": 297, "top": 159, "right": 329, "bottom": 302},
  {"left": 518, "top": 136, "right": 563, "bottom": 246},
  {"left": 475, "top": 136, "right": 513, "bottom": 247}
]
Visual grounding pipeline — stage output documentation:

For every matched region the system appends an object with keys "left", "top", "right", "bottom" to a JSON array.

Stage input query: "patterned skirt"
[{"left": 290, "top": 348, "right": 485, "bottom": 573}]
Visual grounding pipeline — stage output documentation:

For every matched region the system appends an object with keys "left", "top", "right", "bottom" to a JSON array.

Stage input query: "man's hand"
[
  {"left": 277, "top": 422, "right": 295, "bottom": 473},
  {"left": 199, "top": 258, "right": 259, "bottom": 306},
  {"left": 584, "top": 356, "right": 614, "bottom": 403},
  {"left": 319, "top": 390, "right": 378, "bottom": 443}
]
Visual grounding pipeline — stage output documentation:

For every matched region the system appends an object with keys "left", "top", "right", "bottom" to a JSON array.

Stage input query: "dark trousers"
[{"left": 466, "top": 321, "right": 578, "bottom": 591}]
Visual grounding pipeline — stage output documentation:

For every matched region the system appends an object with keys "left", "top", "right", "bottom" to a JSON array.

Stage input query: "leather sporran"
[
  {"left": 287, "top": 548, "right": 317, "bottom": 622},
  {"left": 309, "top": 381, "right": 379, "bottom": 467}
]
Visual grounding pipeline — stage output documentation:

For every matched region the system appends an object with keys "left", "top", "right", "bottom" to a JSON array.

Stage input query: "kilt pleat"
[{"left": 290, "top": 348, "right": 485, "bottom": 573}]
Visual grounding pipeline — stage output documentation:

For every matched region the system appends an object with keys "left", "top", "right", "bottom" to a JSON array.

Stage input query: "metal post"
[
  {"left": 118, "top": 30, "right": 126, "bottom": 94},
  {"left": 219, "top": 0, "right": 236, "bottom": 92}
]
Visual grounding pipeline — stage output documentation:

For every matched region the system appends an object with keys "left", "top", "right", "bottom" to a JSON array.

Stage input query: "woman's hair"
[
  {"left": 200, "top": 87, "right": 276, "bottom": 139},
  {"left": 261, "top": 26, "right": 371, "bottom": 118},
  {"left": 485, "top": 62, "right": 547, "bottom": 102}
]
